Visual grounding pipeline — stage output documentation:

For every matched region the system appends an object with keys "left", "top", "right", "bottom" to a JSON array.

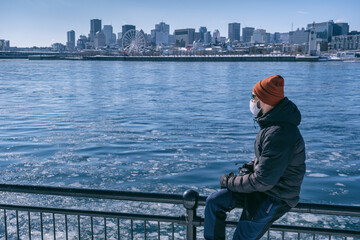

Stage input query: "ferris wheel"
[{"left": 122, "top": 29, "right": 146, "bottom": 55}]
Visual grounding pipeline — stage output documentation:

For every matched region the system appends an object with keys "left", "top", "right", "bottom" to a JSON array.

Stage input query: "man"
[{"left": 204, "top": 75, "right": 306, "bottom": 240}]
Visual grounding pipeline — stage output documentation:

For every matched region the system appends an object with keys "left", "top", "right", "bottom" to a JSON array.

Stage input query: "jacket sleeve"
[{"left": 227, "top": 128, "right": 292, "bottom": 193}]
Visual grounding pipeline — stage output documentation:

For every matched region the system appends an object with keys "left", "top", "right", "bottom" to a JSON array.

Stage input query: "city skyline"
[{"left": 1, "top": 0, "right": 360, "bottom": 47}]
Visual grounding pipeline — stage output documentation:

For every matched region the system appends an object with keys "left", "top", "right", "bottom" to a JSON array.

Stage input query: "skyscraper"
[
  {"left": 90, "top": 19, "right": 102, "bottom": 42},
  {"left": 103, "top": 25, "right": 116, "bottom": 45},
  {"left": 66, "top": 30, "right": 75, "bottom": 50},
  {"left": 212, "top": 29, "right": 220, "bottom": 43},
  {"left": 228, "top": 23, "right": 241, "bottom": 42},
  {"left": 199, "top": 27, "right": 207, "bottom": 42},
  {"left": 242, "top": 27, "right": 254, "bottom": 42},
  {"left": 252, "top": 29, "right": 266, "bottom": 43},
  {"left": 94, "top": 31, "right": 106, "bottom": 49},
  {"left": 122, "top": 25, "right": 136, "bottom": 36},
  {"left": 151, "top": 22, "right": 170, "bottom": 45}
]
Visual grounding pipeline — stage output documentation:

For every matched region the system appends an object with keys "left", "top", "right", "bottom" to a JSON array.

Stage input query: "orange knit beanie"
[{"left": 253, "top": 75, "right": 284, "bottom": 106}]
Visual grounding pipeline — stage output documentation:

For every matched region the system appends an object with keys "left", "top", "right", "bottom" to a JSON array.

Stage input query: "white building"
[
  {"left": 308, "top": 23, "right": 317, "bottom": 56},
  {"left": 151, "top": 22, "right": 170, "bottom": 45},
  {"left": 103, "top": 25, "right": 116, "bottom": 45},
  {"left": 252, "top": 29, "right": 266, "bottom": 43},
  {"left": 212, "top": 29, "right": 220, "bottom": 43}
]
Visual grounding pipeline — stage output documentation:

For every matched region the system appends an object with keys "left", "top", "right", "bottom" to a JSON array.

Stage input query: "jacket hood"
[{"left": 255, "top": 97, "right": 301, "bottom": 128}]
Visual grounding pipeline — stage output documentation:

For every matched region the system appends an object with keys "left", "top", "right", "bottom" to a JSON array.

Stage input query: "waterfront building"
[
  {"left": 194, "top": 32, "right": 201, "bottom": 42},
  {"left": 122, "top": 25, "right": 136, "bottom": 37},
  {"left": 103, "top": 25, "right": 116, "bottom": 45},
  {"left": 52, "top": 43, "right": 65, "bottom": 51},
  {"left": 289, "top": 28, "right": 309, "bottom": 45},
  {"left": 174, "top": 28, "right": 195, "bottom": 47},
  {"left": 279, "top": 33, "right": 290, "bottom": 43},
  {"left": 199, "top": 27, "right": 207, "bottom": 42},
  {"left": 242, "top": 27, "right": 254, "bottom": 43},
  {"left": 252, "top": 29, "right": 266, "bottom": 43},
  {"left": 90, "top": 19, "right": 102, "bottom": 42},
  {"left": 212, "top": 29, "right": 220, "bottom": 43},
  {"left": 307, "top": 20, "right": 335, "bottom": 42},
  {"left": 333, "top": 23, "right": 349, "bottom": 36},
  {"left": 151, "top": 22, "right": 170, "bottom": 45},
  {"left": 308, "top": 22, "right": 317, "bottom": 56},
  {"left": 0, "top": 39, "right": 10, "bottom": 51},
  {"left": 228, "top": 22, "right": 241, "bottom": 42},
  {"left": 349, "top": 31, "right": 360, "bottom": 35},
  {"left": 76, "top": 35, "right": 88, "bottom": 50},
  {"left": 274, "top": 32, "right": 281, "bottom": 43},
  {"left": 205, "top": 32, "right": 212, "bottom": 45},
  {"left": 94, "top": 31, "right": 106, "bottom": 49},
  {"left": 66, "top": 30, "right": 75, "bottom": 50},
  {"left": 168, "top": 34, "right": 175, "bottom": 46},
  {"left": 265, "top": 33, "right": 271, "bottom": 43},
  {"left": 331, "top": 34, "right": 360, "bottom": 50}
]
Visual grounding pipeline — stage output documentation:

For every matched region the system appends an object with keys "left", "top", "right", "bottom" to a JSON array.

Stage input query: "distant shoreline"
[{"left": 0, "top": 52, "right": 319, "bottom": 62}]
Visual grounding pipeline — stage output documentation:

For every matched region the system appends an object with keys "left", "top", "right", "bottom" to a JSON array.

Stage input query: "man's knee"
[{"left": 206, "top": 191, "right": 219, "bottom": 205}]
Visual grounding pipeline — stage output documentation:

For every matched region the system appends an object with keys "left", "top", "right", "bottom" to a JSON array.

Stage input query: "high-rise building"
[
  {"left": 307, "top": 20, "right": 334, "bottom": 42},
  {"left": 94, "top": 31, "right": 106, "bottom": 49},
  {"left": 333, "top": 23, "right": 349, "bottom": 36},
  {"left": 199, "top": 27, "right": 207, "bottom": 42},
  {"left": 274, "top": 32, "right": 281, "bottom": 43},
  {"left": 252, "top": 29, "right": 266, "bottom": 43},
  {"left": 122, "top": 25, "right": 136, "bottom": 36},
  {"left": 151, "top": 22, "right": 170, "bottom": 45},
  {"left": 212, "top": 29, "right": 220, "bottom": 43},
  {"left": 174, "top": 28, "right": 195, "bottom": 47},
  {"left": 242, "top": 27, "right": 254, "bottom": 42},
  {"left": 289, "top": 28, "right": 309, "bottom": 44},
  {"left": 103, "top": 25, "right": 116, "bottom": 45},
  {"left": 66, "top": 30, "right": 75, "bottom": 50},
  {"left": 90, "top": 19, "right": 102, "bottom": 42},
  {"left": 0, "top": 39, "right": 10, "bottom": 50},
  {"left": 228, "top": 23, "right": 241, "bottom": 42},
  {"left": 77, "top": 35, "right": 88, "bottom": 50}
]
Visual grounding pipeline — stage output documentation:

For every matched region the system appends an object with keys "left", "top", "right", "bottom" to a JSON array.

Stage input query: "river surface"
[{"left": 0, "top": 59, "right": 360, "bottom": 238}]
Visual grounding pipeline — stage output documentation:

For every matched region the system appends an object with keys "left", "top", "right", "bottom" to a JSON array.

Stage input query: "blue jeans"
[{"left": 204, "top": 189, "right": 290, "bottom": 240}]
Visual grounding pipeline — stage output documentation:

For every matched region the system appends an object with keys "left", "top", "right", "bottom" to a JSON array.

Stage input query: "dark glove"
[
  {"left": 220, "top": 172, "right": 234, "bottom": 189},
  {"left": 238, "top": 163, "right": 254, "bottom": 176}
]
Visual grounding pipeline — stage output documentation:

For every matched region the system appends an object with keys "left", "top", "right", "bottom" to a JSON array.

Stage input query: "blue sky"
[{"left": 1, "top": 0, "right": 360, "bottom": 47}]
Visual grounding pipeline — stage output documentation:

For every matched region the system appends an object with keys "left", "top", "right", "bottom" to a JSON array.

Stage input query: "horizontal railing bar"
[
  {"left": 1, "top": 184, "right": 359, "bottom": 217},
  {"left": 0, "top": 184, "right": 184, "bottom": 204},
  {"left": 290, "top": 202, "right": 360, "bottom": 217},
  {"left": 0, "top": 204, "right": 187, "bottom": 224},
  {"left": 198, "top": 197, "right": 360, "bottom": 217},
  {"left": 224, "top": 221, "right": 360, "bottom": 238}
]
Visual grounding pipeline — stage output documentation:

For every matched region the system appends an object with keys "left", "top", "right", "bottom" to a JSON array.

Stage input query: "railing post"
[{"left": 183, "top": 190, "right": 199, "bottom": 240}]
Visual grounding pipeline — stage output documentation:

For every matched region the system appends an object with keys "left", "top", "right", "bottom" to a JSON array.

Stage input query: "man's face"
[{"left": 251, "top": 92, "right": 262, "bottom": 108}]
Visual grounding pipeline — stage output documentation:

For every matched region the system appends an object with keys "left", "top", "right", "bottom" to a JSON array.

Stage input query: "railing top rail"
[
  {"left": 0, "top": 183, "right": 359, "bottom": 217},
  {"left": 0, "top": 183, "right": 184, "bottom": 204}
]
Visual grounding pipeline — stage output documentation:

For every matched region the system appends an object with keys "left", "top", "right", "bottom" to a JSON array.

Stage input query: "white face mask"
[{"left": 249, "top": 99, "right": 262, "bottom": 116}]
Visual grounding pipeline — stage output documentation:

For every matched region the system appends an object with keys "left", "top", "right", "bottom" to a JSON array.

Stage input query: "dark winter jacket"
[{"left": 227, "top": 97, "right": 306, "bottom": 207}]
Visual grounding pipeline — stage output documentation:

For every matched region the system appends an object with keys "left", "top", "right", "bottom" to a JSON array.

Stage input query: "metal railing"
[{"left": 0, "top": 184, "right": 359, "bottom": 239}]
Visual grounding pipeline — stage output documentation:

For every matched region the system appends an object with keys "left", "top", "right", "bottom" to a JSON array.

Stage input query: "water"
[{"left": 0, "top": 59, "right": 359, "bottom": 207}]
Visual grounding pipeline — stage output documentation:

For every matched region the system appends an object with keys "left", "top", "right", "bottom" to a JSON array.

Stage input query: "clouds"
[
  {"left": 297, "top": 11, "right": 309, "bottom": 15},
  {"left": 335, "top": 19, "right": 345, "bottom": 23}
]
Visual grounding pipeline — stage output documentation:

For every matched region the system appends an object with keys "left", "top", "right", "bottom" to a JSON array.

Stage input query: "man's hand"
[
  {"left": 220, "top": 172, "right": 235, "bottom": 189},
  {"left": 238, "top": 163, "right": 254, "bottom": 176}
]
